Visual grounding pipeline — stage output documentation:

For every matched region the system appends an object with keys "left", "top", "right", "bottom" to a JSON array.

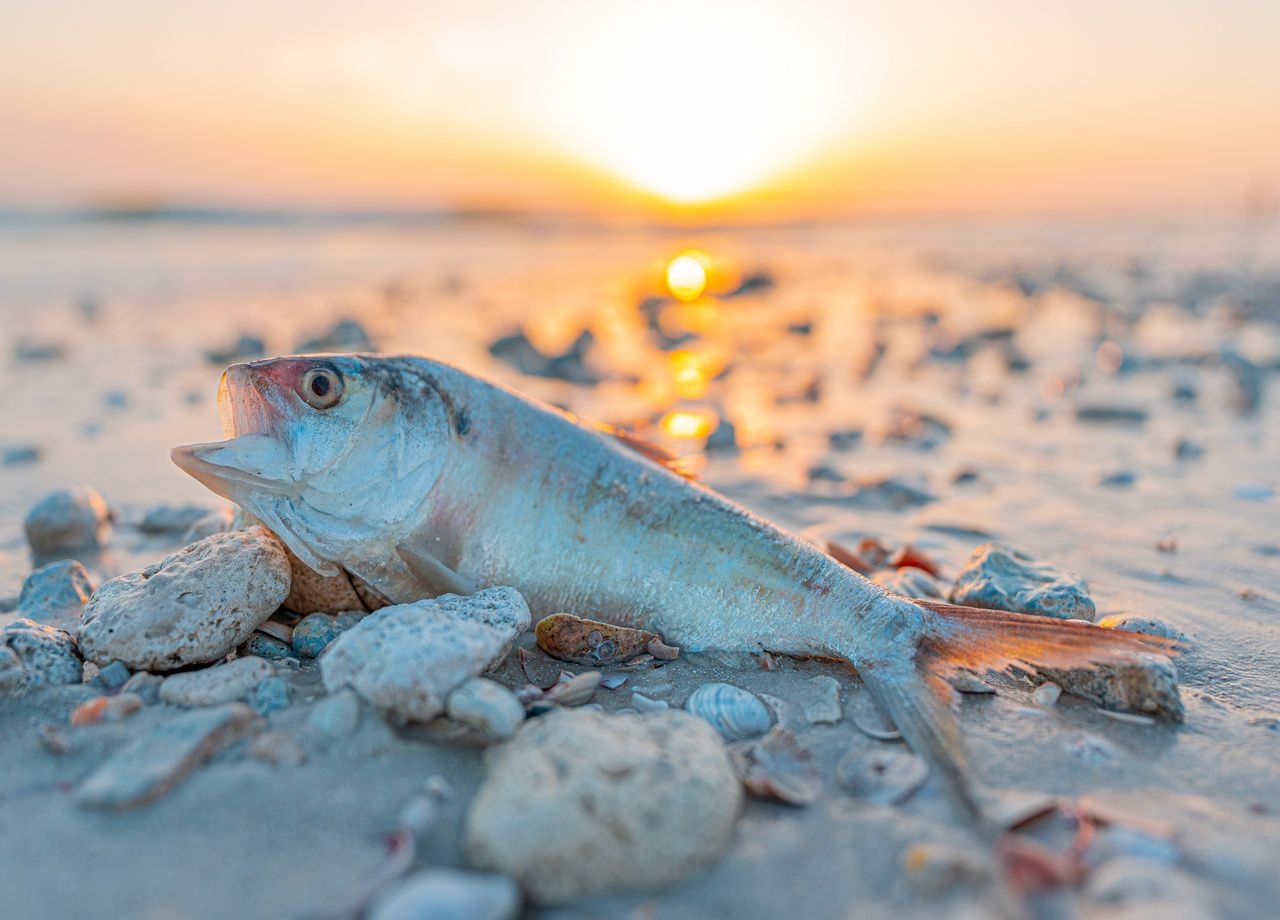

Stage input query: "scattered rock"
[
  {"left": 1075, "top": 404, "right": 1147, "bottom": 424},
  {"left": 0, "top": 647, "right": 27, "bottom": 691},
  {"left": 249, "top": 730, "right": 308, "bottom": 767},
  {"left": 949, "top": 543, "right": 1096, "bottom": 621},
  {"left": 1099, "top": 470, "right": 1137, "bottom": 488},
  {"left": 488, "top": 328, "right": 599, "bottom": 385},
  {"left": 797, "top": 675, "right": 843, "bottom": 724},
  {"left": 1043, "top": 653, "right": 1183, "bottom": 720},
  {"left": 204, "top": 333, "right": 265, "bottom": 365},
  {"left": 845, "top": 476, "right": 937, "bottom": 510},
  {"left": 321, "top": 587, "right": 530, "bottom": 724},
  {"left": 535, "top": 613, "right": 674, "bottom": 666},
  {"left": 465, "top": 709, "right": 741, "bottom": 905},
  {"left": 121, "top": 671, "right": 164, "bottom": 704},
  {"left": 181, "top": 507, "right": 235, "bottom": 543},
  {"left": 303, "top": 689, "right": 361, "bottom": 747},
  {"left": 75, "top": 703, "right": 262, "bottom": 809},
  {"left": 241, "top": 632, "right": 296, "bottom": 661},
  {"left": 17, "top": 559, "right": 95, "bottom": 629},
  {"left": 93, "top": 660, "right": 131, "bottom": 690},
  {"left": 24, "top": 486, "right": 111, "bottom": 555},
  {"left": 1098, "top": 613, "right": 1191, "bottom": 645},
  {"left": 368, "top": 869, "right": 520, "bottom": 920},
  {"left": 2, "top": 443, "right": 42, "bottom": 467},
  {"left": 705, "top": 417, "right": 738, "bottom": 453},
  {"left": 1174, "top": 438, "right": 1204, "bottom": 460},
  {"left": 71, "top": 693, "right": 143, "bottom": 726},
  {"left": 1031, "top": 682, "right": 1062, "bottom": 707},
  {"left": 139, "top": 504, "right": 213, "bottom": 534},
  {"left": 905, "top": 842, "right": 990, "bottom": 894},
  {"left": 446, "top": 678, "right": 525, "bottom": 739},
  {"left": 78, "top": 526, "right": 291, "bottom": 670},
  {"left": 1, "top": 618, "right": 82, "bottom": 688},
  {"left": 296, "top": 318, "right": 376, "bottom": 354},
  {"left": 292, "top": 613, "right": 345, "bottom": 658},
  {"left": 685, "top": 682, "right": 774, "bottom": 741},
  {"left": 14, "top": 338, "right": 67, "bottom": 362},
  {"left": 159, "top": 657, "right": 275, "bottom": 707},
  {"left": 249, "top": 675, "right": 290, "bottom": 715}
]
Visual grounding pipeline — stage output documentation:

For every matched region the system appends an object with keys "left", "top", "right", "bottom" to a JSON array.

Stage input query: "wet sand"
[{"left": 1, "top": 215, "right": 1278, "bottom": 918}]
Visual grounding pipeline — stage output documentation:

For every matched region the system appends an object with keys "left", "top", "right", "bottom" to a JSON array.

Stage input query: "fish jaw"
[{"left": 170, "top": 434, "right": 294, "bottom": 503}]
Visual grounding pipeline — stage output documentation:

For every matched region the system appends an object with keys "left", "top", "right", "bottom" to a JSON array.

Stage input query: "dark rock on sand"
[
  {"left": 204, "top": 333, "right": 265, "bottom": 365},
  {"left": 950, "top": 543, "right": 1096, "bottom": 621},
  {"left": 139, "top": 504, "right": 214, "bottom": 535},
  {"left": 24, "top": 486, "right": 112, "bottom": 555},
  {"left": 295, "top": 318, "right": 376, "bottom": 354},
  {"left": 489, "top": 328, "right": 600, "bottom": 384},
  {"left": 1, "top": 618, "right": 83, "bottom": 688},
  {"left": 1043, "top": 653, "right": 1183, "bottom": 720}
]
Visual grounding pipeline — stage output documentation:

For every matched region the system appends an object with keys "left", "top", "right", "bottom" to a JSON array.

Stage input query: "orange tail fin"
[{"left": 913, "top": 600, "right": 1185, "bottom": 720}]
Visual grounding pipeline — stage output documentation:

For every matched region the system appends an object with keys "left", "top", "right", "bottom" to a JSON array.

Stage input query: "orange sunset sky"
[{"left": 2, "top": 0, "right": 1279, "bottom": 218}]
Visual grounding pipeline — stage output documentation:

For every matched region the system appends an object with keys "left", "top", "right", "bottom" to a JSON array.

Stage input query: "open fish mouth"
[{"left": 170, "top": 435, "right": 294, "bottom": 500}]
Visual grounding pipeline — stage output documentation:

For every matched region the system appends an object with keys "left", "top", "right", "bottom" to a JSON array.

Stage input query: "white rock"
[
  {"left": 1, "top": 618, "right": 83, "bottom": 688},
  {"left": 78, "top": 526, "right": 291, "bottom": 670},
  {"left": 321, "top": 587, "right": 530, "bottom": 724},
  {"left": 158, "top": 656, "right": 274, "bottom": 707},
  {"left": 369, "top": 869, "right": 519, "bottom": 920},
  {"left": 24, "top": 486, "right": 111, "bottom": 555},
  {"left": 446, "top": 678, "right": 525, "bottom": 739},
  {"left": 465, "top": 708, "right": 742, "bottom": 905},
  {"left": 17, "top": 559, "right": 95, "bottom": 630}
]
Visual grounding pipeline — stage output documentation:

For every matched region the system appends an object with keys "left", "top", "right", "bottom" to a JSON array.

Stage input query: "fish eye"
[{"left": 299, "top": 367, "right": 343, "bottom": 410}]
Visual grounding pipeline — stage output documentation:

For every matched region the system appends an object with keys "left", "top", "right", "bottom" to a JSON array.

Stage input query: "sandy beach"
[{"left": 2, "top": 214, "right": 1279, "bottom": 919}]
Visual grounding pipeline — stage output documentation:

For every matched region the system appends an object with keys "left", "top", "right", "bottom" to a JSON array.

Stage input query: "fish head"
[{"left": 172, "top": 355, "right": 453, "bottom": 574}]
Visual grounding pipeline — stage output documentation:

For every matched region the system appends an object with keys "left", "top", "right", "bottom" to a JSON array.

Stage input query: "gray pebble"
[
  {"left": 24, "top": 486, "right": 111, "bottom": 555},
  {"left": 950, "top": 542, "right": 1096, "bottom": 621},
  {"left": 249, "top": 675, "right": 290, "bottom": 715}
]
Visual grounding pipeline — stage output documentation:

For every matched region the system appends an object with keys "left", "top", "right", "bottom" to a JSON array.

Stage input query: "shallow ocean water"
[{"left": 1, "top": 214, "right": 1278, "bottom": 918}]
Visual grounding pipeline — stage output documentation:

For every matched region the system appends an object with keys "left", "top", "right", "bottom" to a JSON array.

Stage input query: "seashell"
[
  {"left": 730, "top": 725, "right": 822, "bottom": 806},
  {"left": 684, "top": 682, "right": 773, "bottom": 741},
  {"left": 518, "top": 647, "right": 561, "bottom": 689},
  {"left": 630, "top": 692, "right": 669, "bottom": 713},
  {"left": 543, "top": 670, "right": 602, "bottom": 706},
  {"left": 837, "top": 747, "right": 929, "bottom": 804},
  {"left": 645, "top": 636, "right": 681, "bottom": 660},
  {"left": 847, "top": 692, "right": 901, "bottom": 741},
  {"left": 535, "top": 613, "right": 668, "bottom": 666},
  {"left": 1031, "top": 681, "right": 1062, "bottom": 707},
  {"left": 599, "top": 674, "right": 628, "bottom": 690}
]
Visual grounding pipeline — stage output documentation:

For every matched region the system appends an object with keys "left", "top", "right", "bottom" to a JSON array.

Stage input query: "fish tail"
[{"left": 856, "top": 598, "right": 1184, "bottom": 828}]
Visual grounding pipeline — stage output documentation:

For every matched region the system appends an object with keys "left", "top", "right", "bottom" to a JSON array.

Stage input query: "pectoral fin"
[{"left": 395, "top": 535, "right": 477, "bottom": 597}]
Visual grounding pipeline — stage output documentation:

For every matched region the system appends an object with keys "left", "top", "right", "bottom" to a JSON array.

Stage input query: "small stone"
[
  {"left": 845, "top": 476, "right": 937, "bottom": 510},
  {"left": 1099, "top": 470, "right": 1137, "bottom": 488},
  {"left": 1075, "top": 404, "right": 1147, "bottom": 424},
  {"left": 1097, "top": 613, "right": 1191, "bottom": 645},
  {"left": 241, "top": 633, "right": 296, "bottom": 661},
  {"left": 249, "top": 730, "right": 308, "bottom": 767},
  {"left": 368, "top": 869, "right": 519, "bottom": 920},
  {"left": 446, "top": 678, "right": 525, "bottom": 739},
  {"left": 291, "top": 612, "right": 345, "bottom": 658},
  {"left": 949, "top": 543, "right": 1096, "bottom": 621},
  {"left": 321, "top": 587, "right": 530, "bottom": 724},
  {"left": 17, "top": 559, "right": 95, "bottom": 629},
  {"left": 1031, "top": 682, "right": 1062, "bottom": 707},
  {"left": 78, "top": 526, "right": 291, "bottom": 670},
  {"left": 249, "top": 675, "right": 290, "bottom": 715},
  {"left": 1, "top": 618, "right": 82, "bottom": 688},
  {"left": 139, "top": 504, "right": 213, "bottom": 534},
  {"left": 75, "top": 703, "right": 262, "bottom": 809},
  {"left": 0, "top": 647, "right": 25, "bottom": 692},
  {"left": 905, "top": 842, "right": 990, "bottom": 894},
  {"left": 121, "top": 671, "right": 165, "bottom": 704},
  {"left": 303, "top": 689, "right": 361, "bottom": 746},
  {"left": 797, "top": 675, "right": 842, "bottom": 724},
  {"left": 159, "top": 657, "right": 274, "bottom": 707},
  {"left": 204, "top": 333, "right": 265, "bottom": 365},
  {"left": 94, "top": 660, "right": 131, "bottom": 690},
  {"left": 465, "top": 709, "right": 741, "bottom": 905},
  {"left": 2, "top": 443, "right": 42, "bottom": 467},
  {"left": 1043, "top": 652, "right": 1182, "bottom": 721},
  {"left": 71, "top": 693, "right": 143, "bottom": 726},
  {"left": 295, "top": 318, "right": 376, "bottom": 353},
  {"left": 24, "top": 486, "right": 111, "bottom": 555}
]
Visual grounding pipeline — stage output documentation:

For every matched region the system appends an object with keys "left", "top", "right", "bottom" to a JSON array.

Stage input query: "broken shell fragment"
[
  {"left": 685, "top": 682, "right": 773, "bottom": 741},
  {"left": 730, "top": 725, "right": 822, "bottom": 806},
  {"left": 837, "top": 747, "right": 929, "bottom": 804},
  {"left": 847, "top": 692, "right": 902, "bottom": 740},
  {"left": 535, "top": 613, "right": 671, "bottom": 666},
  {"left": 543, "top": 670, "right": 602, "bottom": 706}
]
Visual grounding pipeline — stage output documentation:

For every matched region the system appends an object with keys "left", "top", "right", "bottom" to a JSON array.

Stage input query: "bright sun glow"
[
  {"left": 536, "top": 2, "right": 852, "bottom": 203},
  {"left": 666, "top": 250, "right": 709, "bottom": 300}
]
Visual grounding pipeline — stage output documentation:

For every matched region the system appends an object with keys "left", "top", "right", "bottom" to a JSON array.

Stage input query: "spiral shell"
[{"left": 684, "top": 682, "right": 773, "bottom": 741}]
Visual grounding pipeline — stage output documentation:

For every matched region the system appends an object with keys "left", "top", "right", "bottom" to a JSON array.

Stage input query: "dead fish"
[{"left": 172, "top": 355, "right": 1185, "bottom": 821}]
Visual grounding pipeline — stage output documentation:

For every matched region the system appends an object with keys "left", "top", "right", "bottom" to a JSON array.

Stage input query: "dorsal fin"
[{"left": 592, "top": 422, "right": 697, "bottom": 479}]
